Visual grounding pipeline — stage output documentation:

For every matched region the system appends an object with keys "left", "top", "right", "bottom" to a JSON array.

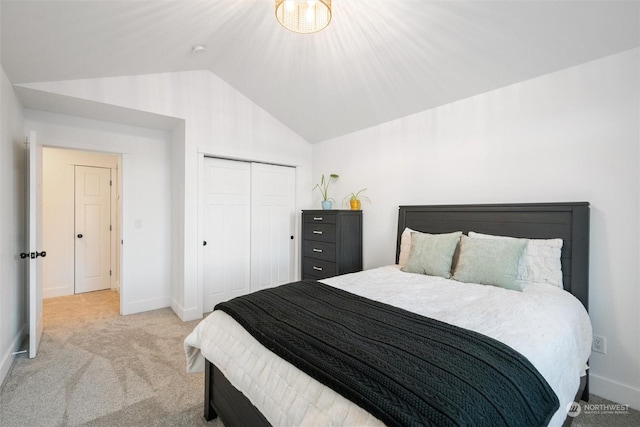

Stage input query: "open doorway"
[{"left": 41, "top": 147, "right": 121, "bottom": 318}]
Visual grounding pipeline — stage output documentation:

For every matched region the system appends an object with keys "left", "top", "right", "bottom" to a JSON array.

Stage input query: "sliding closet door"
[
  {"left": 202, "top": 158, "right": 251, "bottom": 312},
  {"left": 250, "top": 163, "right": 296, "bottom": 291},
  {"left": 201, "top": 159, "right": 295, "bottom": 311}
]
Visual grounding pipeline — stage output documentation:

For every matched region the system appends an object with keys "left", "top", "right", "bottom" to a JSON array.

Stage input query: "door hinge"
[
  {"left": 109, "top": 224, "right": 112, "bottom": 231},
  {"left": 110, "top": 180, "right": 112, "bottom": 186},
  {"left": 110, "top": 270, "right": 112, "bottom": 276}
]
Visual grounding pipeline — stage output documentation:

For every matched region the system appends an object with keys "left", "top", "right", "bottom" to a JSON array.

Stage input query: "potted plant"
[
  {"left": 313, "top": 173, "right": 339, "bottom": 209},
  {"left": 344, "top": 188, "right": 370, "bottom": 210}
]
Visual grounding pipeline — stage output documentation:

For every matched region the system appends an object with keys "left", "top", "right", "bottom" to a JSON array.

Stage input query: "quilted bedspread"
[{"left": 215, "top": 280, "right": 559, "bottom": 427}]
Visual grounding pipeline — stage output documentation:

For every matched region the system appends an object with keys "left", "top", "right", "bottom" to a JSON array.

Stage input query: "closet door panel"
[
  {"left": 202, "top": 158, "right": 251, "bottom": 312},
  {"left": 250, "top": 163, "right": 296, "bottom": 292}
]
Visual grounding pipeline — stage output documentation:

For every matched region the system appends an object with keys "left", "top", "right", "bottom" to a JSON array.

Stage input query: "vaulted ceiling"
[{"left": 2, "top": 1, "right": 639, "bottom": 142}]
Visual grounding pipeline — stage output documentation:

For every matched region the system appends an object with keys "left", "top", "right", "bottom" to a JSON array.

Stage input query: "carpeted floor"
[
  {"left": 1, "top": 290, "right": 638, "bottom": 426},
  {"left": 0, "top": 290, "right": 220, "bottom": 427}
]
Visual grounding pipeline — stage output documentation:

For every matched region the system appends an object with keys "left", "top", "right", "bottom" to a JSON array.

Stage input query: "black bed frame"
[{"left": 204, "top": 202, "right": 590, "bottom": 426}]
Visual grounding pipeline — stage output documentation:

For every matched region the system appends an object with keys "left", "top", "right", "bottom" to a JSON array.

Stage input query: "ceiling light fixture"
[{"left": 275, "top": 0, "right": 332, "bottom": 34}]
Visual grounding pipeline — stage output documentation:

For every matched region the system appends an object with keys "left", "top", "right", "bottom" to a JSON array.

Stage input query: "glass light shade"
[{"left": 275, "top": 0, "right": 332, "bottom": 34}]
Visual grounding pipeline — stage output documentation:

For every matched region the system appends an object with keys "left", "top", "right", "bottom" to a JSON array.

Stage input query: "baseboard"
[
  {"left": 170, "top": 298, "right": 202, "bottom": 322},
  {"left": 590, "top": 373, "right": 640, "bottom": 411},
  {"left": 43, "top": 286, "right": 73, "bottom": 299},
  {"left": 0, "top": 323, "right": 27, "bottom": 387},
  {"left": 122, "top": 296, "right": 171, "bottom": 315}
]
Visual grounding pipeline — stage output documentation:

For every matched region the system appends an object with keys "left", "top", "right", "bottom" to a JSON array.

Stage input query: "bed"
[{"left": 185, "top": 202, "right": 591, "bottom": 427}]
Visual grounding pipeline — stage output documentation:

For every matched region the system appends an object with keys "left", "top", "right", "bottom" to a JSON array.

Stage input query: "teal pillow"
[
  {"left": 401, "top": 231, "right": 462, "bottom": 278},
  {"left": 452, "top": 235, "right": 526, "bottom": 291}
]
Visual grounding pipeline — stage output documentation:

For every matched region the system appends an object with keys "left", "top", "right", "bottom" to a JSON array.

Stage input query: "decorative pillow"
[
  {"left": 468, "top": 232, "right": 563, "bottom": 288},
  {"left": 398, "top": 227, "right": 415, "bottom": 267},
  {"left": 401, "top": 231, "right": 462, "bottom": 278},
  {"left": 452, "top": 235, "right": 527, "bottom": 291}
]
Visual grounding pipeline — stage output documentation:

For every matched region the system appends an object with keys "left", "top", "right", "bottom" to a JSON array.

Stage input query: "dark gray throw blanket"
[{"left": 215, "top": 280, "right": 559, "bottom": 427}]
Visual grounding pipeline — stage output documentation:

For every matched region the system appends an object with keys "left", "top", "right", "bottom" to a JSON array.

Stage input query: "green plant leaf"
[{"left": 313, "top": 173, "right": 339, "bottom": 201}]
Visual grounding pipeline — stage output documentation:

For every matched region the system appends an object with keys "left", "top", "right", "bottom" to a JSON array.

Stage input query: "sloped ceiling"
[{"left": 2, "top": 0, "right": 639, "bottom": 143}]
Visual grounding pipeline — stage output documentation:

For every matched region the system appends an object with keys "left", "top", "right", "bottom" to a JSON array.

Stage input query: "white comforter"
[{"left": 184, "top": 266, "right": 592, "bottom": 427}]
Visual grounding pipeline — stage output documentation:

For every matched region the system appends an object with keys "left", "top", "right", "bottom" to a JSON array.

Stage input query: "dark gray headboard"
[{"left": 396, "top": 202, "right": 590, "bottom": 311}]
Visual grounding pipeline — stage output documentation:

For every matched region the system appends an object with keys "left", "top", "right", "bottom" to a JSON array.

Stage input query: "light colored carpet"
[
  {"left": 0, "top": 290, "right": 221, "bottom": 427},
  {"left": 1, "top": 290, "right": 638, "bottom": 426}
]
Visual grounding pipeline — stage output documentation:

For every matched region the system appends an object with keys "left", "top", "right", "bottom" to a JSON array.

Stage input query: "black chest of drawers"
[{"left": 301, "top": 210, "right": 363, "bottom": 280}]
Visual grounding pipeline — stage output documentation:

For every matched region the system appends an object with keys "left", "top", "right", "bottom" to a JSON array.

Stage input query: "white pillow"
[
  {"left": 398, "top": 227, "right": 414, "bottom": 267},
  {"left": 468, "top": 232, "right": 564, "bottom": 288}
]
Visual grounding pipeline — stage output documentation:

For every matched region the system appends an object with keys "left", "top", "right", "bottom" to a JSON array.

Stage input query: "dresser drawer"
[
  {"left": 302, "top": 257, "right": 337, "bottom": 279},
  {"left": 303, "top": 274, "right": 324, "bottom": 281},
  {"left": 303, "top": 213, "right": 336, "bottom": 224},
  {"left": 302, "top": 223, "right": 336, "bottom": 243},
  {"left": 303, "top": 240, "right": 336, "bottom": 262}
]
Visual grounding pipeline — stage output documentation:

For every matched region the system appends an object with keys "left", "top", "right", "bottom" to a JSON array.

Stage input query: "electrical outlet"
[{"left": 592, "top": 335, "right": 607, "bottom": 354}]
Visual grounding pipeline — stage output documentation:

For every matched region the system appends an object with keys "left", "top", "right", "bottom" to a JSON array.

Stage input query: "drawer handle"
[
  {"left": 313, "top": 217, "right": 323, "bottom": 221},
  {"left": 313, "top": 230, "right": 323, "bottom": 235},
  {"left": 313, "top": 266, "right": 323, "bottom": 271},
  {"left": 313, "top": 248, "right": 323, "bottom": 253}
]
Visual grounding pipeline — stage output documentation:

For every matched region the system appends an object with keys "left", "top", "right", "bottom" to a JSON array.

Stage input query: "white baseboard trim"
[
  {"left": 43, "top": 286, "right": 73, "bottom": 299},
  {"left": 590, "top": 373, "right": 640, "bottom": 410},
  {"left": 0, "top": 323, "right": 27, "bottom": 387},
  {"left": 170, "top": 298, "right": 202, "bottom": 322},
  {"left": 122, "top": 296, "right": 171, "bottom": 315}
]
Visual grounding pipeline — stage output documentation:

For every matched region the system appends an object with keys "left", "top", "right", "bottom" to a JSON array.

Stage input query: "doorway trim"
[{"left": 42, "top": 147, "right": 121, "bottom": 301}]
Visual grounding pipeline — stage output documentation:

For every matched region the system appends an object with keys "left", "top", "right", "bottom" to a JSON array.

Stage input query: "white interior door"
[
  {"left": 250, "top": 163, "right": 296, "bottom": 292},
  {"left": 74, "top": 166, "right": 111, "bottom": 293},
  {"left": 27, "top": 131, "right": 44, "bottom": 358},
  {"left": 202, "top": 158, "right": 251, "bottom": 312}
]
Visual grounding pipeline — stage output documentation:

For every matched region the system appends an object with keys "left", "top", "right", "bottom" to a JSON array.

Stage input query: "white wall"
[
  {"left": 42, "top": 148, "right": 120, "bottom": 298},
  {"left": 18, "top": 70, "right": 314, "bottom": 321},
  {"left": 0, "top": 67, "right": 26, "bottom": 385},
  {"left": 312, "top": 48, "right": 640, "bottom": 408},
  {"left": 25, "top": 110, "right": 173, "bottom": 315}
]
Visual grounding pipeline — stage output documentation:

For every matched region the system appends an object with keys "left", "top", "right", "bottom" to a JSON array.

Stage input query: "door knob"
[
  {"left": 20, "top": 251, "right": 46, "bottom": 259},
  {"left": 77, "top": 234, "right": 83, "bottom": 238},
  {"left": 203, "top": 241, "right": 207, "bottom": 246}
]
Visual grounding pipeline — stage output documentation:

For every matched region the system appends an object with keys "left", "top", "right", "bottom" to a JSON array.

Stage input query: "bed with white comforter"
[{"left": 185, "top": 265, "right": 592, "bottom": 427}]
